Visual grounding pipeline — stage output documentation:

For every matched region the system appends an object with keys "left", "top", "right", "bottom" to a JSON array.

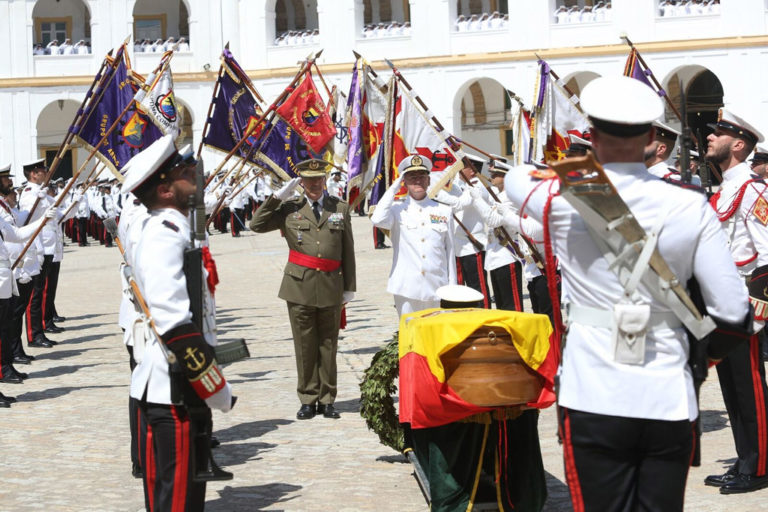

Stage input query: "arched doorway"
[
  {"left": 32, "top": 0, "right": 91, "bottom": 54},
  {"left": 133, "top": 0, "right": 190, "bottom": 48},
  {"left": 563, "top": 70, "right": 600, "bottom": 97},
  {"left": 665, "top": 66, "right": 724, "bottom": 140},
  {"left": 36, "top": 99, "right": 81, "bottom": 180},
  {"left": 175, "top": 99, "right": 194, "bottom": 150},
  {"left": 454, "top": 77, "right": 508, "bottom": 158}
]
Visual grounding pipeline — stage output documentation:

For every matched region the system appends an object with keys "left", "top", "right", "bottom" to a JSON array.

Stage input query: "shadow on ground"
[{"left": 206, "top": 483, "right": 302, "bottom": 511}]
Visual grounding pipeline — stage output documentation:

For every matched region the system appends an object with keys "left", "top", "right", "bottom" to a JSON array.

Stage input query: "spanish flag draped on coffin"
[{"left": 398, "top": 308, "right": 556, "bottom": 429}]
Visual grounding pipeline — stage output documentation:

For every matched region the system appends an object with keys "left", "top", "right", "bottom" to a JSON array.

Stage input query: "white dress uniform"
[
  {"left": 371, "top": 182, "right": 456, "bottom": 316},
  {"left": 507, "top": 162, "right": 747, "bottom": 421},
  {"left": 711, "top": 162, "right": 760, "bottom": 275},
  {"left": 129, "top": 208, "right": 226, "bottom": 405},
  {"left": 19, "top": 183, "right": 55, "bottom": 257},
  {"left": 326, "top": 176, "right": 345, "bottom": 200},
  {"left": 0, "top": 215, "right": 46, "bottom": 298},
  {"left": 647, "top": 161, "right": 703, "bottom": 186}
]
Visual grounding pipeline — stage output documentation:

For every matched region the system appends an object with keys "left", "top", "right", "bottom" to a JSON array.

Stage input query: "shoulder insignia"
[
  {"left": 529, "top": 169, "right": 556, "bottom": 180},
  {"left": 162, "top": 219, "right": 180, "bottom": 232},
  {"left": 754, "top": 196, "right": 768, "bottom": 226},
  {"left": 24, "top": 187, "right": 31, "bottom": 192}
]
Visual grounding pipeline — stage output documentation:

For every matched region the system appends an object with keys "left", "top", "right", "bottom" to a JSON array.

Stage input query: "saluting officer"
[
  {"left": 370, "top": 154, "right": 456, "bottom": 316},
  {"left": 505, "top": 76, "right": 750, "bottom": 510},
  {"left": 250, "top": 159, "right": 356, "bottom": 420}
]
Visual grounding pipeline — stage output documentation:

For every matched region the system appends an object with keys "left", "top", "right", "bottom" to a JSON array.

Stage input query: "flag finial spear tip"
[
  {"left": 225, "top": 41, "right": 230, "bottom": 50},
  {"left": 384, "top": 58, "right": 395, "bottom": 70},
  {"left": 352, "top": 50, "right": 361, "bottom": 59},
  {"left": 123, "top": 35, "right": 131, "bottom": 45}
]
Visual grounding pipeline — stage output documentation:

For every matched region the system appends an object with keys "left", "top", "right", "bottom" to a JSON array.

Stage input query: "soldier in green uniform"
[{"left": 250, "top": 159, "right": 356, "bottom": 420}]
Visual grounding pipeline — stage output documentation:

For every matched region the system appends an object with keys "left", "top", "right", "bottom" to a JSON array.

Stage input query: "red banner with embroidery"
[{"left": 276, "top": 71, "right": 336, "bottom": 154}]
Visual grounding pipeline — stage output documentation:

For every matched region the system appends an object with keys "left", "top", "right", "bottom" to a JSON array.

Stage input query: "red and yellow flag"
[{"left": 398, "top": 308, "right": 557, "bottom": 429}]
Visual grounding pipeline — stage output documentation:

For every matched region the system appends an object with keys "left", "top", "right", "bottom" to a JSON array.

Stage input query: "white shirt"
[
  {"left": 647, "top": 161, "right": 702, "bottom": 186},
  {"left": 444, "top": 177, "right": 489, "bottom": 257},
  {"left": 19, "top": 182, "right": 56, "bottom": 256},
  {"left": 505, "top": 161, "right": 748, "bottom": 421},
  {"left": 713, "top": 162, "right": 759, "bottom": 274},
  {"left": 0, "top": 214, "right": 44, "bottom": 298},
  {"left": 130, "top": 208, "right": 218, "bottom": 404},
  {"left": 371, "top": 185, "right": 457, "bottom": 302}
]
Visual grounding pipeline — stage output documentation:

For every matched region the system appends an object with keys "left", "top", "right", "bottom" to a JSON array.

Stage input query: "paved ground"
[{"left": 1, "top": 214, "right": 767, "bottom": 511}]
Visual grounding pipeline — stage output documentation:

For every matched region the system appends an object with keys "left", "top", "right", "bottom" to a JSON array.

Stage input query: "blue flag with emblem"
[{"left": 75, "top": 45, "right": 163, "bottom": 174}]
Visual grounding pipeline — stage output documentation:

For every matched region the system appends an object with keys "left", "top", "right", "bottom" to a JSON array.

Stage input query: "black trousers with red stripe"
[
  {"left": 0, "top": 297, "right": 12, "bottom": 377},
  {"left": 456, "top": 252, "right": 490, "bottom": 309},
  {"left": 559, "top": 407, "right": 692, "bottom": 512},
  {"left": 141, "top": 401, "right": 207, "bottom": 512},
  {"left": 27, "top": 255, "right": 53, "bottom": 342},
  {"left": 9, "top": 280, "right": 33, "bottom": 356},
  {"left": 716, "top": 333, "right": 768, "bottom": 476},
  {"left": 75, "top": 217, "right": 88, "bottom": 245},
  {"left": 230, "top": 208, "right": 245, "bottom": 236},
  {"left": 43, "top": 260, "right": 61, "bottom": 327},
  {"left": 490, "top": 262, "right": 524, "bottom": 312}
]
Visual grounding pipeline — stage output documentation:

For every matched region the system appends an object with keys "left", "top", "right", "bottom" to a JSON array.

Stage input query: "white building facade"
[{"left": 1, "top": 0, "right": 767, "bottom": 181}]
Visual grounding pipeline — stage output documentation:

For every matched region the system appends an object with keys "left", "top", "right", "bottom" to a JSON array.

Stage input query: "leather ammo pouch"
[
  {"left": 612, "top": 302, "right": 650, "bottom": 365},
  {"left": 162, "top": 323, "right": 226, "bottom": 406}
]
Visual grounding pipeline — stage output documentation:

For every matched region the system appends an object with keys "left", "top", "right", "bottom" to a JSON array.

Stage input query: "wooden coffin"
[{"left": 441, "top": 326, "right": 543, "bottom": 407}]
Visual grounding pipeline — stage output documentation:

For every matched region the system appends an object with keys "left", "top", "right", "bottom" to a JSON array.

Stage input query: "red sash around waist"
[{"left": 288, "top": 249, "right": 341, "bottom": 272}]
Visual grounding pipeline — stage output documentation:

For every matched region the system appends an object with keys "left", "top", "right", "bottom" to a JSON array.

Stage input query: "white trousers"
[{"left": 393, "top": 295, "right": 439, "bottom": 318}]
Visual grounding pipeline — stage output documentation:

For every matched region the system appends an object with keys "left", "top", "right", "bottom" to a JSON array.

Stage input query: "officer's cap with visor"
[
  {"left": 488, "top": 159, "right": 513, "bottom": 175},
  {"left": 707, "top": 108, "right": 765, "bottom": 146},
  {"left": 580, "top": 76, "right": 663, "bottom": 137},
  {"left": 652, "top": 120, "right": 680, "bottom": 144},
  {"left": 22, "top": 158, "right": 47, "bottom": 177},
  {"left": 397, "top": 154, "right": 432, "bottom": 177},
  {"left": 436, "top": 284, "right": 485, "bottom": 309},
  {"left": 122, "top": 134, "right": 196, "bottom": 202},
  {"left": 751, "top": 146, "right": 768, "bottom": 165},
  {"left": 0, "top": 164, "right": 10, "bottom": 179},
  {"left": 296, "top": 158, "right": 333, "bottom": 178},
  {"left": 566, "top": 133, "right": 592, "bottom": 154}
]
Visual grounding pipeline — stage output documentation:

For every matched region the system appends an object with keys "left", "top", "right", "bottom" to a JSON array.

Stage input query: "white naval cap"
[
  {"left": 22, "top": 158, "right": 47, "bottom": 174},
  {"left": 0, "top": 163, "right": 10, "bottom": 178},
  {"left": 708, "top": 108, "right": 764, "bottom": 145},
  {"left": 652, "top": 120, "right": 680, "bottom": 141},
  {"left": 122, "top": 134, "right": 194, "bottom": 193},
  {"left": 489, "top": 159, "right": 513, "bottom": 174},
  {"left": 568, "top": 133, "right": 592, "bottom": 148},
  {"left": 580, "top": 76, "right": 663, "bottom": 137},
  {"left": 397, "top": 154, "right": 432, "bottom": 176},
  {"left": 436, "top": 284, "right": 484, "bottom": 308}
]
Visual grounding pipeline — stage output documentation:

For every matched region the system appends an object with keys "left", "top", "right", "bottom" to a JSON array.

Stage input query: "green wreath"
[{"left": 359, "top": 332, "right": 404, "bottom": 452}]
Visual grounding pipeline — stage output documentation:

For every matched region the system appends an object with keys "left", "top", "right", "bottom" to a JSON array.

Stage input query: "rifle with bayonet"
[{"left": 679, "top": 80, "right": 693, "bottom": 185}]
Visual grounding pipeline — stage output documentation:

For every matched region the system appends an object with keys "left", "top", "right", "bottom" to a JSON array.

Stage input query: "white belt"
[{"left": 567, "top": 303, "right": 683, "bottom": 330}]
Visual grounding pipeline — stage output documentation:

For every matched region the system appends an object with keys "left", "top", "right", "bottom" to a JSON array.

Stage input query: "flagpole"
[
  {"left": 621, "top": 36, "right": 682, "bottom": 122},
  {"left": 13, "top": 51, "right": 173, "bottom": 269},
  {"left": 22, "top": 47, "right": 118, "bottom": 226},
  {"left": 197, "top": 46, "right": 230, "bottom": 160},
  {"left": 203, "top": 50, "right": 322, "bottom": 188}
]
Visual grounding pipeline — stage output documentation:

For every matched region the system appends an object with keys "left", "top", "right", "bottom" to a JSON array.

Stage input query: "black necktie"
[{"left": 312, "top": 201, "right": 321, "bottom": 221}]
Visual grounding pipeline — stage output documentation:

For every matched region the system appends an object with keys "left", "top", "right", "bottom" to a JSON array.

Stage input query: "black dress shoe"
[
  {"left": 53, "top": 315, "right": 66, "bottom": 323},
  {"left": 317, "top": 404, "right": 341, "bottom": 419},
  {"left": 375, "top": 243, "right": 390, "bottom": 249},
  {"left": 42, "top": 335, "right": 58, "bottom": 345},
  {"left": 29, "top": 338, "right": 53, "bottom": 348},
  {"left": 296, "top": 404, "right": 316, "bottom": 420},
  {"left": 720, "top": 473, "right": 768, "bottom": 494},
  {"left": 0, "top": 374, "right": 23, "bottom": 384},
  {"left": 44, "top": 323, "right": 64, "bottom": 333},
  {"left": 0, "top": 399, "right": 9, "bottom": 408},
  {"left": 131, "top": 462, "right": 143, "bottom": 479},
  {"left": 210, "top": 436, "right": 221, "bottom": 449},
  {"left": 11, "top": 369, "right": 28, "bottom": 380},
  {"left": 13, "top": 355, "right": 33, "bottom": 365},
  {"left": 0, "top": 392, "right": 16, "bottom": 404},
  {"left": 705, "top": 466, "right": 738, "bottom": 487}
]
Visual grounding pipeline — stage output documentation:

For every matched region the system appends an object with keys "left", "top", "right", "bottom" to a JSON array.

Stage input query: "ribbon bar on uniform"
[{"left": 288, "top": 250, "right": 341, "bottom": 272}]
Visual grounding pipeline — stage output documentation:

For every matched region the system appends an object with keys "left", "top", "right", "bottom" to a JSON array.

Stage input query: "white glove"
[
  {"left": 44, "top": 206, "right": 58, "bottom": 220},
  {"left": 205, "top": 382, "right": 234, "bottom": 413},
  {"left": 73, "top": 192, "right": 83, "bottom": 202},
  {"left": 342, "top": 291, "right": 355, "bottom": 304},
  {"left": 468, "top": 185, "right": 482, "bottom": 200},
  {"left": 496, "top": 202, "right": 512, "bottom": 216},
  {"left": 274, "top": 177, "right": 301, "bottom": 201},
  {"left": 18, "top": 270, "right": 31, "bottom": 284},
  {"left": 36, "top": 188, "right": 48, "bottom": 199},
  {"left": 435, "top": 189, "right": 460, "bottom": 207}
]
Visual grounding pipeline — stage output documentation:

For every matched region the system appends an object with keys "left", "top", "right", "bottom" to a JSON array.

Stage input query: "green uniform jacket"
[{"left": 250, "top": 195, "right": 356, "bottom": 308}]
